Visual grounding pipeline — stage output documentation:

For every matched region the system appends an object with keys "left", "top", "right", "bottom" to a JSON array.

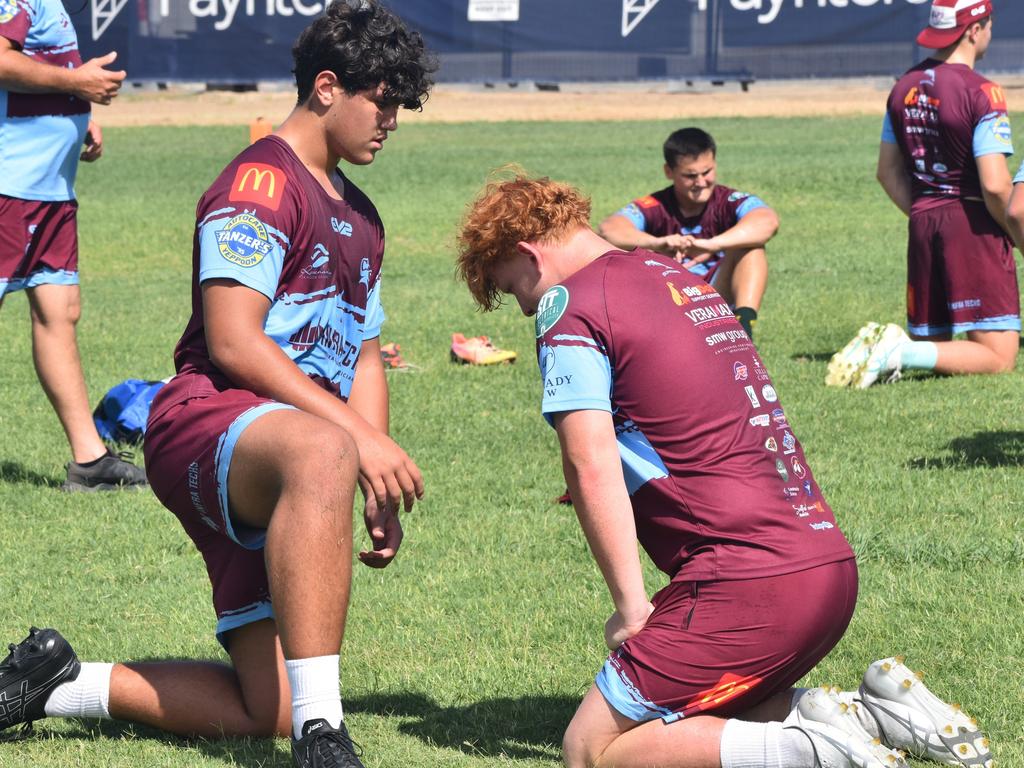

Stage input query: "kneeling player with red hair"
[{"left": 456, "top": 173, "right": 992, "bottom": 768}]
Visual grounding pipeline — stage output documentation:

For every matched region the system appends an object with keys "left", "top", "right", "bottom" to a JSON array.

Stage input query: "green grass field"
[{"left": 0, "top": 114, "right": 1022, "bottom": 767}]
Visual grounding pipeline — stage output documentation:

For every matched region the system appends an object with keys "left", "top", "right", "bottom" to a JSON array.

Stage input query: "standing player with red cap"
[{"left": 827, "top": 0, "right": 1019, "bottom": 389}]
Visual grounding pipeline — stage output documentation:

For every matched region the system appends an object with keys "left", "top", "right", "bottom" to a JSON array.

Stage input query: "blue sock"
[{"left": 900, "top": 340, "right": 939, "bottom": 370}]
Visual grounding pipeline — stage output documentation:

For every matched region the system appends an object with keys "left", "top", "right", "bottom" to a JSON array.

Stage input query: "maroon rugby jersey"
[
  {"left": 886, "top": 60, "right": 1013, "bottom": 213},
  {"left": 536, "top": 250, "right": 853, "bottom": 581},
  {"left": 170, "top": 135, "right": 386, "bottom": 402},
  {"left": 614, "top": 185, "right": 769, "bottom": 282}
]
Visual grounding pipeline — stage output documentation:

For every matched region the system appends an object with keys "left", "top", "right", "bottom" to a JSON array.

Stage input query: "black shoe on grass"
[
  {"left": 0, "top": 628, "right": 80, "bottom": 734},
  {"left": 63, "top": 450, "right": 147, "bottom": 492},
  {"left": 292, "top": 718, "right": 365, "bottom": 768}
]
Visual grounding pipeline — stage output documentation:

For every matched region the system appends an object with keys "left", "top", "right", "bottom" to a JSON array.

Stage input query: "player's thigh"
[
  {"left": 966, "top": 328, "right": 1019, "bottom": 369},
  {"left": 563, "top": 685, "right": 640, "bottom": 767},
  {"left": 26, "top": 282, "right": 82, "bottom": 326},
  {"left": 227, "top": 407, "right": 358, "bottom": 529},
  {"left": 226, "top": 617, "right": 291, "bottom": 737}
]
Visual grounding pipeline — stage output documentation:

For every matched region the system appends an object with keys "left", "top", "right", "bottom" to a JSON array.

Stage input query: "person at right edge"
[{"left": 828, "top": 0, "right": 1018, "bottom": 389}]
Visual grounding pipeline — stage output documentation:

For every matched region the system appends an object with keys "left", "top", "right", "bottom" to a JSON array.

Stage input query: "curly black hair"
[{"left": 292, "top": 0, "right": 436, "bottom": 109}]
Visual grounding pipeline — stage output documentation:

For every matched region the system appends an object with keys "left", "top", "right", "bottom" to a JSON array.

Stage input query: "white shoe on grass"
[
  {"left": 854, "top": 323, "right": 910, "bottom": 389},
  {"left": 859, "top": 657, "right": 993, "bottom": 767},
  {"left": 826, "top": 322, "right": 883, "bottom": 387},
  {"left": 787, "top": 686, "right": 908, "bottom": 768}
]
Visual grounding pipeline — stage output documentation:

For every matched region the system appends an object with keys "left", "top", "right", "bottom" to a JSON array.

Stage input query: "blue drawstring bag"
[{"left": 92, "top": 379, "right": 168, "bottom": 444}]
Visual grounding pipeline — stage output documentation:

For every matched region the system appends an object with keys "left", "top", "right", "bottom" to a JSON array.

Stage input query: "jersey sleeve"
[
  {"left": 197, "top": 162, "right": 296, "bottom": 301},
  {"left": 881, "top": 112, "right": 897, "bottom": 144},
  {"left": 973, "top": 83, "right": 1013, "bottom": 157},
  {"left": 363, "top": 271, "right": 385, "bottom": 339},
  {"left": 729, "top": 191, "right": 769, "bottom": 219},
  {"left": 1015, "top": 160, "right": 1024, "bottom": 186},
  {"left": 535, "top": 285, "right": 613, "bottom": 424},
  {"left": 0, "top": 0, "right": 32, "bottom": 48},
  {"left": 614, "top": 201, "right": 648, "bottom": 230}
]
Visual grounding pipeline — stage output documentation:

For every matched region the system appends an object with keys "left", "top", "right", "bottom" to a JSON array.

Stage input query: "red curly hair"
[{"left": 456, "top": 172, "right": 591, "bottom": 311}]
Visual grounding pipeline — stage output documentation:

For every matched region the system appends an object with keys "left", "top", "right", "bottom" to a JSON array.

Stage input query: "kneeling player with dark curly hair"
[{"left": 0, "top": 4, "right": 434, "bottom": 767}]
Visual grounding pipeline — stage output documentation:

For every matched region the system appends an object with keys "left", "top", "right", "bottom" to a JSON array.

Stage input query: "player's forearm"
[
  {"left": 598, "top": 216, "right": 658, "bottom": 251},
  {"left": 877, "top": 170, "right": 912, "bottom": 216},
  {"left": 210, "top": 330, "right": 378, "bottom": 438},
  {"left": 347, "top": 339, "right": 390, "bottom": 434},
  {"left": 982, "top": 187, "right": 1010, "bottom": 235},
  {"left": 558, "top": 425, "right": 648, "bottom": 616},
  {"left": 0, "top": 48, "right": 78, "bottom": 94},
  {"left": 707, "top": 209, "right": 778, "bottom": 252}
]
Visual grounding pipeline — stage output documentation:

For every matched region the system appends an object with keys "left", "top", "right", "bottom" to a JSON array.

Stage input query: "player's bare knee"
[
  {"left": 280, "top": 423, "right": 358, "bottom": 493},
  {"left": 561, "top": 728, "right": 599, "bottom": 768}
]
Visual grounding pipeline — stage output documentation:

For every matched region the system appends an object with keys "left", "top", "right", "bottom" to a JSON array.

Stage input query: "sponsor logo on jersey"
[
  {"left": 359, "top": 257, "right": 370, "bottom": 288},
  {"left": 790, "top": 456, "right": 807, "bottom": 479},
  {"left": 771, "top": 408, "right": 788, "bottom": 428},
  {"left": 644, "top": 258, "right": 681, "bottom": 277},
  {"left": 727, "top": 191, "right": 750, "bottom": 202},
  {"left": 636, "top": 195, "right": 660, "bottom": 209},
  {"left": 683, "top": 302, "right": 734, "bottom": 327},
  {"left": 991, "top": 115, "right": 1012, "bottom": 145},
  {"left": 776, "top": 458, "right": 789, "bottom": 483},
  {"left": 903, "top": 87, "right": 941, "bottom": 109},
  {"left": 753, "top": 359, "right": 770, "bottom": 381},
  {"left": 793, "top": 502, "right": 824, "bottom": 519},
  {"left": 301, "top": 244, "right": 332, "bottom": 278},
  {"left": 215, "top": 213, "right": 273, "bottom": 268},
  {"left": 803, "top": 479, "right": 815, "bottom": 499},
  {"left": 706, "top": 329, "right": 747, "bottom": 347},
  {"left": 668, "top": 280, "right": 717, "bottom": 306},
  {"left": 744, "top": 385, "right": 760, "bottom": 408},
  {"left": 761, "top": 384, "right": 778, "bottom": 403},
  {"left": 782, "top": 486, "right": 800, "bottom": 499},
  {"left": 535, "top": 285, "right": 569, "bottom": 338},
  {"left": 228, "top": 163, "right": 287, "bottom": 212},
  {"left": 782, "top": 431, "right": 796, "bottom": 454},
  {"left": 810, "top": 521, "right": 834, "bottom": 531},
  {"left": 0, "top": 0, "right": 19, "bottom": 24},
  {"left": 687, "top": 673, "right": 762, "bottom": 713},
  {"left": 733, "top": 361, "right": 748, "bottom": 381},
  {"left": 539, "top": 344, "right": 555, "bottom": 378},
  {"left": 332, "top": 217, "right": 353, "bottom": 237},
  {"left": 982, "top": 83, "right": 1007, "bottom": 110},
  {"left": 765, "top": 437, "right": 778, "bottom": 452},
  {"left": 749, "top": 414, "right": 770, "bottom": 428}
]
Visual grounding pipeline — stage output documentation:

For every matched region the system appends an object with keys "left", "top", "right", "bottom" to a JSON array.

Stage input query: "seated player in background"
[
  {"left": 0, "top": 4, "right": 432, "bottom": 768},
  {"left": 598, "top": 127, "right": 778, "bottom": 340},
  {"left": 457, "top": 172, "right": 992, "bottom": 768},
  {"left": 828, "top": 0, "right": 1018, "bottom": 389}
]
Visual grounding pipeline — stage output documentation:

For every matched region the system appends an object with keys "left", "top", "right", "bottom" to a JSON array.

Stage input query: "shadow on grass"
[
  {"left": 790, "top": 351, "right": 835, "bottom": 363},
  {"left": 0, "top": 460, "right": 61, "bottom": 488},
  {"left": 909, "top": 430, "right": 1024, "bottom": 470},
  {"left": 55, "top": 690, "right": 575, "bottom": 764},
  {"left": 348, "top": 691, "right": 574, "bottom": 760}
]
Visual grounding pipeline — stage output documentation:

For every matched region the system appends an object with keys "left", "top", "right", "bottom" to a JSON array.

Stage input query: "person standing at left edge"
[{"left": 0, "top": 0, "right": 144, "bottom": 489}]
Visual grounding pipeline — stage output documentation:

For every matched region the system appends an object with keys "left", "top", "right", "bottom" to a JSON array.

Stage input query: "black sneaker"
[
  {"left": 0, "top": 628, "right": 80, "bottom": 734},
  {"left": 63, "top": 450, "right": 148, "bottom": 492},
  {"left": 292, "top": 718, "right": 365, "bottom": 768}
]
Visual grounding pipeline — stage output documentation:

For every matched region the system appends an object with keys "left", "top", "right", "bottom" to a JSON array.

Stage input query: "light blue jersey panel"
[
  {"left": 538, "top": 338, "right": 669, "bottom": 495},
  {"left": 974, "top": 112, "right": 1013, "bottom": 157},
  {"left": 881, "top": 112, "right": 897, "bottom": 144},
  {"left": 0, "top": 111, "right": 88, "bottom": 200},
  {"left": 1014, "top": 161, "right": 1024, "bottom": 185},
  {"left": 735, "top": 195, "right": 767, "bottom": 218},
  {"left": 198, "top": 207, "right": 287, "bottom": 300},
  {"left": 616, "top": 202, "right": 647, "bottom": 230}
]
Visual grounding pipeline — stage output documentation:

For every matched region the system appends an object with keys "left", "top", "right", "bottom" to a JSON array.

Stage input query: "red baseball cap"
[{"left": 917, "top": 0, "right": 993, "bottom": 49}]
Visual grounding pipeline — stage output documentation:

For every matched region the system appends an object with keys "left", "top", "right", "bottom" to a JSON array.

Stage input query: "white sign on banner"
[{"left": 468, "top": 0, "right": 519, "bottom": 22}]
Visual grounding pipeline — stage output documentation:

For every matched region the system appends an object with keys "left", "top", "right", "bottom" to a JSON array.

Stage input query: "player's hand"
[
  {"left": 80, "top": 120, "right": 103, "bottom": 162},
  {"left": 352, "top": 425, "right": 424, "bottom": 514},
  {"left": 358, "top": 493, "right": 404, "bottom": 568},
  {"left": 72, "top": 51, "right": 126, "bottom": 105},
  {"left": 652, "top": 234, "right": 688, "bottom": 259},
  {"left": 604, "top": 602, "right": 654, "bottom": 651},
  {"left": 677, "top": 237, "right": 717, "bottom": 266}
]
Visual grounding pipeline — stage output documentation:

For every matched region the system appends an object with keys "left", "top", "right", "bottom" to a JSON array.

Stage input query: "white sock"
[
  {"left": 285, "top": 655, "right": 343, "bottom": 738},
  {"left": 720, "top": 719, "right": 815, "bottom": 768},
  {"left": 44, "top": 662, "right": 113, "bottom": 719}
]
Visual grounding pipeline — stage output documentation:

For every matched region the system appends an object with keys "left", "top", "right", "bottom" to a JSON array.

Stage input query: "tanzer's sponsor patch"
[{"left": 216, "top": 213, "right": 274, "bottom": 268}]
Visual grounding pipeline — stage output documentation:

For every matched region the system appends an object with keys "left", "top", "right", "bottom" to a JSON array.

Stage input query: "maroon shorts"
[
  {"left": 595, "top": 558, "right": 858, "bottom": 722},
  {"left": 0, "top": 195, "right": 79, "bottom": 297},
  {"left": 144, "top": 373, "right": 296, "bottom": 647},
  {"left": 907, "top": 200, "right": 1020, "bottom": 337}
]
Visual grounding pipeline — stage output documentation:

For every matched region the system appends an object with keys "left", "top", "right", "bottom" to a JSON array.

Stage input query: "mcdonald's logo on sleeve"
[
  {"left": 981, "top": 83, "right": 1007, "bottom": 111},
  {"left": 228, "top": 163, "right": 288, "bottom": 212}
]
